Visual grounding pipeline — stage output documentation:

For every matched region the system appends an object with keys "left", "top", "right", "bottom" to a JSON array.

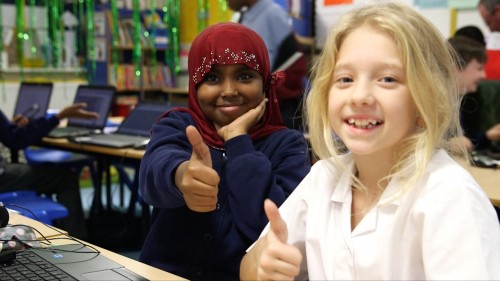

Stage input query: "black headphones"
[{"left": 0, "top": 203, "right": 10, "bottom": 228}]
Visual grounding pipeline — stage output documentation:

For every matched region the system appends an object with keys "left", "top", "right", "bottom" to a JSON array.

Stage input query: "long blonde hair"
[{"left": 305, "top": 1, "right": 465, "bottom": 191}]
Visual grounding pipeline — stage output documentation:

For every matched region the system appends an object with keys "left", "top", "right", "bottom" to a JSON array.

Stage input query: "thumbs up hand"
[
  {"left": 256, "top": 199, "right": 302, "bottom": 280},
  {"left": 175, "top": 125, "right": 220, "bottom": 212}
]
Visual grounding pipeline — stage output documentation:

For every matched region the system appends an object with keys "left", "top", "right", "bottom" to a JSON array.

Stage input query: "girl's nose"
[
  {"left": 349, "top": 83, "right": 375, "bottom": 105},
  {"left": 221, "top": 80, "right": 237, "bottom": 96}
]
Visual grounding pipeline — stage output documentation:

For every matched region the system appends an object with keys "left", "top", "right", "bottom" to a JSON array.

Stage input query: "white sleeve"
[{"left": 415, "top": 176, "right": 500, "bottom": 279}]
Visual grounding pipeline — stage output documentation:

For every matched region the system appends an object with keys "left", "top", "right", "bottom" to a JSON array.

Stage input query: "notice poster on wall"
[
  {"left": 324, "top": 0, "right": 352, "bottom": 6},
  {"left": 448, "top": 0, "right": 477, "bottom": 9},
  {"left": 415, "top": 0, "right": 447, "bottom": 9}
]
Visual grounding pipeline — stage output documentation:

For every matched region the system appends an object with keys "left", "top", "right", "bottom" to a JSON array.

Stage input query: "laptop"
[
  {"left": 0, "top": 244, "right": 147, "bottom": 280},
  {"left": 70, "top": 102, "right": 171, "bottom": 149},
  {"left": 13, "top": 82, "right": 53, "bottom": 120},
  {"left": 47, "top": 85, "right": 115, "bottom": 138}
]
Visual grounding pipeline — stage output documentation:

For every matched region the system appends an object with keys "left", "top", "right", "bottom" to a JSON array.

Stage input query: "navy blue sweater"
[
  {"left": 139, "top": 111, "right": 311, "bottom": 280},
  {"left": 0, "top": 110, "right": 59, "bottom": 161}
]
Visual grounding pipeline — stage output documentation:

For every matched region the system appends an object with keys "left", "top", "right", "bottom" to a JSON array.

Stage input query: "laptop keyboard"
[{"left": 0, "top": 250, "right": 77, "bottom": 281}]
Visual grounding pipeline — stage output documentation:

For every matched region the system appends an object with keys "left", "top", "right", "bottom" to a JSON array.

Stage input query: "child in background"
[
  {"left": 448, "top": 35, "right": 490, "bottom": 151},
  {"left": 0, "top": 103, "right": 98, "bottom": 240},
  {"left": 449, "top": 35, "right": 500, "bottom": 152},
  {"left": 240, "top": 2, "right": 500, "bottom": 280},
  {"left": 138, "top": 22, "right": 311, "bottom": 280},
  {"left": 226, "top": 0, "right": 308, "bottom": 131},
  {"left": 455, "top": 25, "right": 486, "bottom": 46}
]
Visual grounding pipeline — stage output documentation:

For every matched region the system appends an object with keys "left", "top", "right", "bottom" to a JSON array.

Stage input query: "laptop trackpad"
[{"left": 82, "top": 268, "right": 148, "bottom": 281}]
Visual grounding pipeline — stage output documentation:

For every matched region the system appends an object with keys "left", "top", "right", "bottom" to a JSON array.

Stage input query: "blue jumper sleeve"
[
  {"left": 223, "top": 129, "right": 310, "bottom": 241},
  {"left": 0, "top": 111, "right": 59, "bottom": 150},
  {"left": 139, "top": 111, "right": 195, "bottom": 208}
]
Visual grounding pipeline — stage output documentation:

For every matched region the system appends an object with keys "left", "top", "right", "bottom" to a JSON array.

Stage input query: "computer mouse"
[{"left": 0, "top": 249, "right": 16, "bottom": 264}]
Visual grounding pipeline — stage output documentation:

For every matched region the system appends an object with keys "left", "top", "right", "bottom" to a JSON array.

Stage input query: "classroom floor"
[{"left": 80, "top": 181, "right": 143, "bottom": 261}]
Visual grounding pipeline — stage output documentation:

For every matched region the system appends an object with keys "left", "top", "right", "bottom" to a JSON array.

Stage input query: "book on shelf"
[
  {"left": 117, "top": 21, "right": 130, "bottom": 46},
  {"left": 112, "top": 64, "right": 175, "bottom": 90},
  {"left": 120, "top": 18, "right": 151, "bottom": 48},
  {"left": 148, "top": 28, "right": 168, "bottom": 49},
  {"left": 142, "top": 10, "right": 168, "bottom": 49}
]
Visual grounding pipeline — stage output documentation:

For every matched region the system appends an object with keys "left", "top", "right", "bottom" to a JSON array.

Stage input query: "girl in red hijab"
[{"left": 138, "top": 22, "right": 310, "bottom": 281}]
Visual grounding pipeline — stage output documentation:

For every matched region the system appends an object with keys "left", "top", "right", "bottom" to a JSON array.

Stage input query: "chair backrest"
[{"left": 273, "top": 33, "right": 307, "bottom": 101}]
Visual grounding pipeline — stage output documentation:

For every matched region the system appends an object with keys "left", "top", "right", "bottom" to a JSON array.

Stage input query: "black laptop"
[
  {"left": 70, "top": 102, "right": 171, "bottom": 148},
  {"left": 47, "top": 85, "right": 115, "bottom": 138},
  {"left": 13, "top": 82, "right": 53, "bottom": 120},
  {"left": 0, "top": 244, "right": 148, "bottom": 280}
]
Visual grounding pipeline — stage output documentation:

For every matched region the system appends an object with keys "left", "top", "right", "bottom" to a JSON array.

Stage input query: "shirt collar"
[
  {"left": 330, "top": 153, "right": 403, "bottom": 207},
  {"left": 243, "top": 0, "right": 272, "bottom": 22}
]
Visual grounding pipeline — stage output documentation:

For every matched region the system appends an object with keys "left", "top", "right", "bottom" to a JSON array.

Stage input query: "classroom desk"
[
  {"left": 458, "top": 159, "right": 500, "bottom": 207},
  {"left": 39, "top": 137, "right": 144, "bottom": 160},
  {"left": 8, "top": 212, "right": 187, "bottom": 281},
  {"left": 7, "top": 211, "right": 67, "bottom": 239}
]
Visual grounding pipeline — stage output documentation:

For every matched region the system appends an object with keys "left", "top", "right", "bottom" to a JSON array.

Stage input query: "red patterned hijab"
[{"left": 172, "top": 22, "right": 285, "bottom": 149}]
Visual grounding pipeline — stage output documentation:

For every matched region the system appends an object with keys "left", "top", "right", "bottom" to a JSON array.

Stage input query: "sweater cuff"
[
  {"left": 47, "top": 115, "right": 61, "bottom": 127},
  {"left": 225, "top": 134, "right": 255, "bottom": 158}
]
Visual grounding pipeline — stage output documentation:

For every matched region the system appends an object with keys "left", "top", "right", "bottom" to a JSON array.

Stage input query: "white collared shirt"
[{"left": 263, "top": 149, "right": 500, "bottom": 280}]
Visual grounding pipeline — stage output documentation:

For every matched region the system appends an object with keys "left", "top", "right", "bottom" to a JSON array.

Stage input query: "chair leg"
[
  {"left": 87, "top": 161, "right": 100, "bottom": 192},
  {"left": 113, "top": 165, "right": 134, "bottom": 212}
]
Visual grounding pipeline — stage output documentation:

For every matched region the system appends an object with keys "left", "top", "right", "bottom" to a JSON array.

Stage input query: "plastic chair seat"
[
  {"left": 0, "top": 191, "right": 68, "bottom": 225},
  {"left": 23, "top": 148, "right": 72, "bottom": 163},
  {"left": 23, "top": 147, "right": 92, "bottom": 166},
  {"left": 23, "top": 147, "right": 100, "bottom": 193}
]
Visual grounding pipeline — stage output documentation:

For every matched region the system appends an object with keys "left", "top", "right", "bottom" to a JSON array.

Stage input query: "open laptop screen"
[
  {"left": 66, "top": 85, "right": 115, "bottom": 129},
  {"left": 117, "top": 103, "right": 171, "bottom": 136},
  {"left": 13, "top": 82, "right": 53, "bottom": 119}
]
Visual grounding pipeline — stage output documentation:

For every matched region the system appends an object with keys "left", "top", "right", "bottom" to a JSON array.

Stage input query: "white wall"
[
  {"left": 455, "top": 8, "right": 490, "bottom": 37},
  {"left": 424, "top": 7, "right": 490, "bottom": 40},
  {"left": 314, "top": 1, "right": 489, "bottom": 48},
  {"left": 0, "top": 4, "right": 86, "bottom": 117}
]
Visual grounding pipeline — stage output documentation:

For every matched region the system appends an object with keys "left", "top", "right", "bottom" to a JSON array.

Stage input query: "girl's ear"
[{"left": 416, "top": 116, "right": 425, "bottom": 128}]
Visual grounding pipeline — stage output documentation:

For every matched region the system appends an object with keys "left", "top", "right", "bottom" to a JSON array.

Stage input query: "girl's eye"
[
  {"left": 238, "top": 73, "right": 254, "bottom": 81},
  {"left": 338, "top": 77, "right": 353, "bottom": 84},
  {"left": 382, "top": 76, "right": 396, "bottom": 83},
  {"left": 204, "top": 73, "right": 219, "bottom": 82}
]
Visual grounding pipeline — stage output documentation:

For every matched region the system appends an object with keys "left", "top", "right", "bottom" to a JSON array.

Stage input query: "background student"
[
  {"left": 455, "top": 25, "right": 486, "bottom": 46},
  {"left": 0, "top": 103, "right": 99, "bottom": 239},
  {"left": 448, "top": 35, "right": 500, "bottom": 151},
  {"left": 241, "top": 2, "right": 500, "bottom": 280},
  {"left": 226, "top": 0, "right": 308, "bottom": 130},
  {"left": 138, "top": 22, "right": 310, "bottom": 280}
]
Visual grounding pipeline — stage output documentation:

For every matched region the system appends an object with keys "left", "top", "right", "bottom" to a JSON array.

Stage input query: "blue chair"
[
  {"left": 0, "top": 190, "right": 68, "bottom": 225},
  {"left": 23, "top": 147, "right": 99, "bottom": 190}
]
